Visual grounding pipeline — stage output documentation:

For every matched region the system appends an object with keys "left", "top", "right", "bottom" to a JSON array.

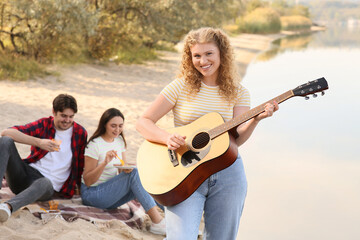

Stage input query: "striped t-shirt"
[
  {"left": 83, "top": 136, "right": 126, "bottom": 186},
  {"left": 161, "top": 78, "right": 251, "bottom": 127}
]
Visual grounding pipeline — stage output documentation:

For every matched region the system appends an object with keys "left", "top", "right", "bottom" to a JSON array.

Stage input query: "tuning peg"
[
  {"left": 305, "top": 96, "right": 310, "bottom": 100},
  {"left": 313, "top": 93, "right": 317, "bottom": 98},
  {"left": 321, "top": 91, "right": 325, "bottom": 96}
]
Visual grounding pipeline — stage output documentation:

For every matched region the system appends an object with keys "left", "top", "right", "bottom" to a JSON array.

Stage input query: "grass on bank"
[
  {"left": 113, "top": 45, "right": 158, "bottom": 65},
  {"left": 281, "top": 15, "right": 312, "bottom": 31},
  {"left": 238, "top": 8, "right": 282, "bottom": 34},
  {"left": 0, "top": 52, "right": 50, "bottom": 81},
  {"left": 112, "top": 40, "right": 177, "bottom": 65},
  {"left": 0, "top": 43, "right": 164, "bottom": 81},
  {"left": 227, "top": 9, "right": 312, "bottom": 35}
]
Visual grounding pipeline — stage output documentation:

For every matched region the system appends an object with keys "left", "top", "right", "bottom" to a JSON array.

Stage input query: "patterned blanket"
[{"left": 0, "top": 179, "right": 147, "bottom": 229}]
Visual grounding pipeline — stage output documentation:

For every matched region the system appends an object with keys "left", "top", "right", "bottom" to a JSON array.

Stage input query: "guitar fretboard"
[{"left": 208, "top": 90, "right": 294, "bottom": 139}]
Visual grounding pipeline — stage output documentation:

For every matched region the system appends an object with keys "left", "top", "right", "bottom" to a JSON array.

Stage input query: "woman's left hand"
[
  {"left": 254, "top": 100, "right": 279, "bottom": 121},
  {"left": 123, "top": 169, "right": 133, "bottom": 174}
]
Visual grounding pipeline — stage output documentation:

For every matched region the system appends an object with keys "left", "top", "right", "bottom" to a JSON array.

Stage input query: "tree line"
[
  {"left": 0, "top": 0, "right": 244, "bottom": 63},
  {"left": 0, "top": 0, "right": 312, "bottom": 80}
]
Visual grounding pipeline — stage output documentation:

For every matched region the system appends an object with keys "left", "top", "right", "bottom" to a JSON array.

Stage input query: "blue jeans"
[
  {"left": 81, "top": 168, "right": 156, "bottom": 211},
  {"left": 165, "top": 155, "right": 247, "bottom": 240}
]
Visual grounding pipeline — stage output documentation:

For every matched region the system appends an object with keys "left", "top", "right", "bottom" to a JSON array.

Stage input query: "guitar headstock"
[{"left": 292, "top": 77, "right": 329, "bottom": 99}]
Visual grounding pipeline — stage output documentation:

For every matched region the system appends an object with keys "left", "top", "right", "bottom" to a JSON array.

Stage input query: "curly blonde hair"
[{"left": 179, "top": 27, "right": 239, "bottom": 103}]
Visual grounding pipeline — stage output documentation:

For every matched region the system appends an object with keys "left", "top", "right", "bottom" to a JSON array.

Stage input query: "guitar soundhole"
[{"left": 192, "top": 132, "right": 210, "bottom": 150}]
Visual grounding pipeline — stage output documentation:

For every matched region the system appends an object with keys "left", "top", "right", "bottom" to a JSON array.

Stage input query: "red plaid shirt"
[{"left": 12, "top": 116, "right": 87, "bottom": 198}]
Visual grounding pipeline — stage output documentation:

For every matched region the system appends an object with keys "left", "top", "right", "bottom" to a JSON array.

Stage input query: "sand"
[{"left": 0, "top": 33, "right": 280, "bottom": 240}]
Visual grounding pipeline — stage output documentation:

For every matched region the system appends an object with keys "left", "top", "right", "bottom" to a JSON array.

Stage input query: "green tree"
[
  {"left": 239, "top": 7, "right": 281, "bottom": 33},
  {"left": 88, "top": 0, "right": 241, "bottom": 59},
  {"left": 290, "top": 5, "right": 310, "bottom": 18}
]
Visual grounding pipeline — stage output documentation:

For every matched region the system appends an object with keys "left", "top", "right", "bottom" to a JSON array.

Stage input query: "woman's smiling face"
[
  {"left": 190, "top": 42, "right": 221, "bottom": 83},
  {"left": 104, "top": 116, "right": 124, "bottom": 139}
]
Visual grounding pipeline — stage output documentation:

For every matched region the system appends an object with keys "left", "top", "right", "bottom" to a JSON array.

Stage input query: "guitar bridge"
[{"left": 168, "top": 149, "right": 179, "bottom": 167}]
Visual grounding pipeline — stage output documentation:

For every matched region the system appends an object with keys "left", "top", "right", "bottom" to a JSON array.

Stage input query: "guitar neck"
[{"left": 209, "top": 90, "right": 294, "bottom": 139}]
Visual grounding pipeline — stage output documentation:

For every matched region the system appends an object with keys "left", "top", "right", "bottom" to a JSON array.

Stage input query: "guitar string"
[
  {"left": 191, "top": 86, "right": 323, "bottom": 147},
  {"left": 191, "top": 91, "right": 293, "bottom": 147},
  {"left": 208, "top": 92, "right": 292, "bottom": 139},
  {"left": 192, "top": 133, "right": 210, "bottom": 148},
  {"left": 179, "top": 84, "right": 325, "bottom": 149}
]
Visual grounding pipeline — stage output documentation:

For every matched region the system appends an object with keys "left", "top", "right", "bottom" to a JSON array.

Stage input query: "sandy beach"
[{"left": 0, "top": 33, "right": 280, "bottom": 240}]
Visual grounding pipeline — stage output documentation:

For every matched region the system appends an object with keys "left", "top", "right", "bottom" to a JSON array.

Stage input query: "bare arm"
[
  {"left": 1, "top": 128, "right": 59, "bottom": 152},
  {"left": 82, "top": 150, "right": 116, "bottom": 187},
  {"left": 235, "top": 101, "right": 279, "bottom": 146},
  {"left": 136, "top": 94, "right": 186, "bottom": 150}
]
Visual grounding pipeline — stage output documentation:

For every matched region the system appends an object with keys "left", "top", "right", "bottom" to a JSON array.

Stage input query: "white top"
[
  {"left": 161, "top": 78, "right": 251, "bottom": 126},
  {"left": 83, "top": 136, "right": 126, "bottom": 186},
  {"left": 30, "top": 127, "right": 73, "bottom": 192}
]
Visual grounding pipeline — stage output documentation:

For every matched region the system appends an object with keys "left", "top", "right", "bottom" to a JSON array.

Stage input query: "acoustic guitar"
[{"left": 137, "top": 77, "right": 329, "bottom": 206}]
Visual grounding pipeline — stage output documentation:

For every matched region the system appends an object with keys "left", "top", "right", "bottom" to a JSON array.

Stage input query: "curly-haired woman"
[{"left": 136, "top": 27, "right": 278, "bottom": 239}]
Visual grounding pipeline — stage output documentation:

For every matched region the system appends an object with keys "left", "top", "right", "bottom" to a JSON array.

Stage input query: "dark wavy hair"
[
  {"left": 53, "top": 94, "right": 78, "bottom": 113},
  {"left": 87, "top": 108, "right": 127, "bottom": 148}
]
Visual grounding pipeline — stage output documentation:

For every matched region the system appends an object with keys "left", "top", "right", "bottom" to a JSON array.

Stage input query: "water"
[{"left": 237, "top": 25, "right": 360, "bottom": 240}]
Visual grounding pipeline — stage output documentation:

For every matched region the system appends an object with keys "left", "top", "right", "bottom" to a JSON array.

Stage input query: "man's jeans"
[{"left": 0, "top": 136, "right": 54, "bottom": 212}]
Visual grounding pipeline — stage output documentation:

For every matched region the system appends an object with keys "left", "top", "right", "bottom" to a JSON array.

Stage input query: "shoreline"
[
  {"left": 230, "top": 33, "right": 284, "bottom": 78},
  {"left": 0, "top": 33, "right": 281, "bottom": 239}
]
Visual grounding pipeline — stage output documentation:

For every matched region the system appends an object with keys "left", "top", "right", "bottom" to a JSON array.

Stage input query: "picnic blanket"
[{"left": 0, "top": 179, "right": 148, "bottom": 229}]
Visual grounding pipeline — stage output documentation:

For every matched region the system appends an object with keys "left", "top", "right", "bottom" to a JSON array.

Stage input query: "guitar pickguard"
[{"left": 181, "top": 146, "right": 210, "bottom": 167}]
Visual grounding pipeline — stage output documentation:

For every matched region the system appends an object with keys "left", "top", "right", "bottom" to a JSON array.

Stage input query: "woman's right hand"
[
  {"left": 105, "top": 150, "right": 117, "bottom": 164},
  {"left": 166, "top": 133, "right": 186, "bottom": 150}
]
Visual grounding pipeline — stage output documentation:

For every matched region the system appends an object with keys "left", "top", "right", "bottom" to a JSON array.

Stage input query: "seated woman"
[{"left": 81, "top": 108, "right": 165, "bottom": 235}]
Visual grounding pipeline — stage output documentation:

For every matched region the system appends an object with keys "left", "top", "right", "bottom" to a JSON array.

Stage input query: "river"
[{"left": 237, "top": 25, "right": 360, "bottom": 240}]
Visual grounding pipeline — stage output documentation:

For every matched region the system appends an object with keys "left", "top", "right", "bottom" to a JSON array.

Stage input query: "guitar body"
[
  {"left": 137, "top": 77, "right": 329, "bottom": 206},
  {"left": 137, "top": 112, "right": 239, "bottom": 206}
]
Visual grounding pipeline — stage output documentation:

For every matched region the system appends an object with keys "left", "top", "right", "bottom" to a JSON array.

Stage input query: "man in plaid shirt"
[{"left": 0, "top": 94, "right": 87, "bottom": 222}]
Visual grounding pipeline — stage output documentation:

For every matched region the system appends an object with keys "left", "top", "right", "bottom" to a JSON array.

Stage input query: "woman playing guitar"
[{"left": 136, "top": 27, "right": 278, "bottom": 240}]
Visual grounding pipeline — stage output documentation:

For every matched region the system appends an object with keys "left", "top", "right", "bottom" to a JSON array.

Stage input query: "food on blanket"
[
  {"left": 49, "top": 200, "right": 59, "bottom": 210},
  {"left": 40, "top": 207, "right": 48, "bottom": 213},
  {"left": 51, "top": 139, "right": 62, "bottom": 152}
]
